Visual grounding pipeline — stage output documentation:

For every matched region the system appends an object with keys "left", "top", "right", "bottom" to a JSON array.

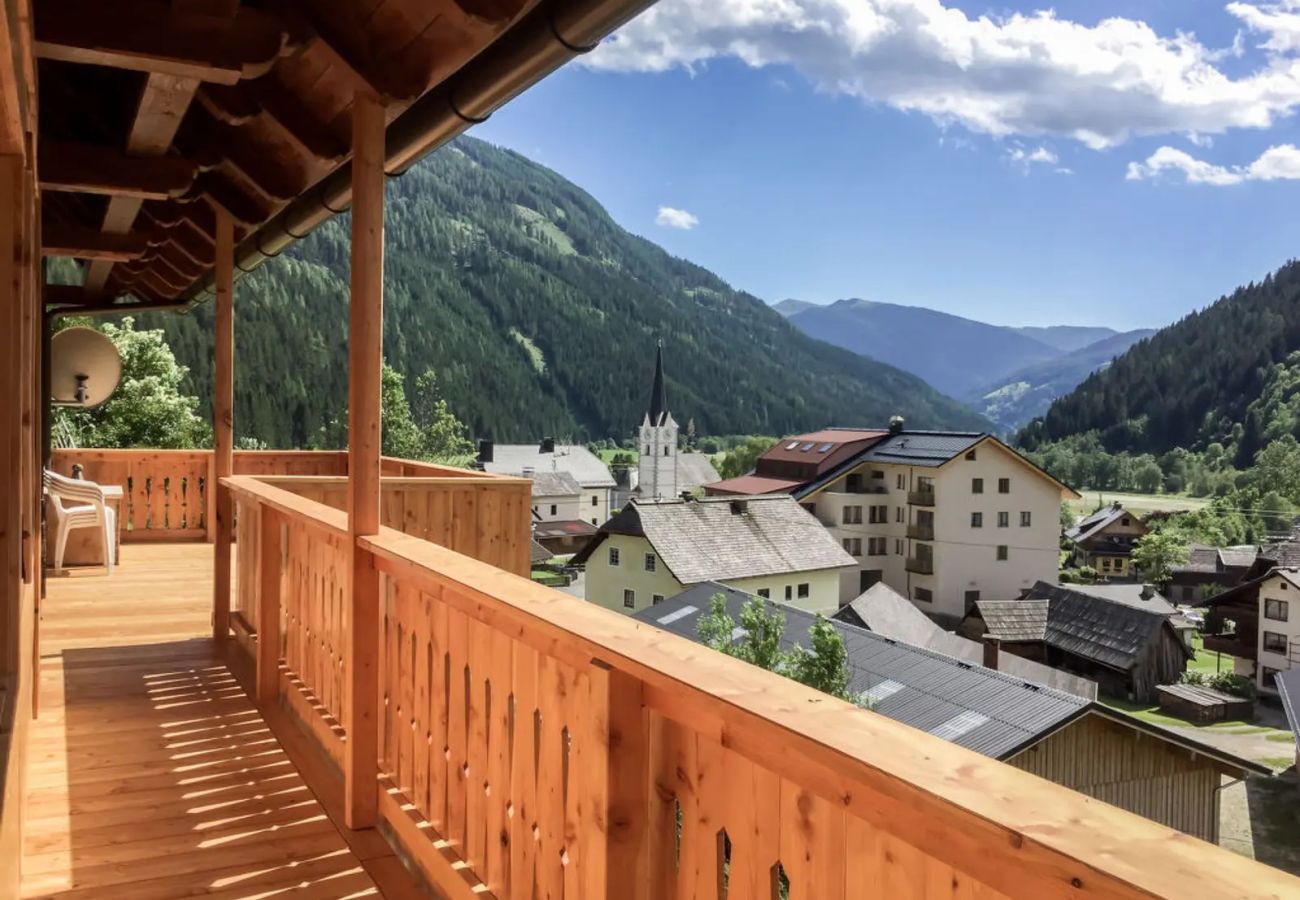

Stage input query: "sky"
[{"left": 476, "top": 1, "right": 1300, "bottom": 331}]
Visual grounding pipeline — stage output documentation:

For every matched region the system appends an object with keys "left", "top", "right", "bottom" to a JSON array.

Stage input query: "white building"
[
  {"left": 482, "top": 441, "right": 615, "bottom": 526},
  {"left": 571, "top": 494, "right": 856, "bottom": 616},
  {"left": 528, "top": 470, "right": 583, "bottom": 523}
]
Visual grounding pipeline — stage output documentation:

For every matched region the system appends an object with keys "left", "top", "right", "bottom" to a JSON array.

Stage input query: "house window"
[
  {"left": 895, "top": 539, "right": 903, "bottom": 555},
  {"left": 1020, "top": 511, "right": 1032, "bottom": 527},
  {"left": 550, "top": 504, "right": 557, "bottom": 516},
  {"left": 644, "top": 553, "right": 656, "bottom": 573},
  {"left": 1263, "top": 667, "right": 1282, "bottom": 686},
  {"left": 623, "top": 590, "right": 635, "bottom": 610},
  {"left": 998, "top": 478, "right": 1010, "bottom": 494},
  {"left": 784, "top": 585, "right": 793, "bottom": 601},
  {"left": 842, "top": 506, "right": 863, "bottom": 525},
  {"left": 846, "top": 473, "right": 863, "bottom": 493},
  {"left": 608, "top": 547, "right": 620, "bottom": 566},
  {"left": 997, "top": 512, "right": 1009, "bottom": 528},
  {"left": 970, "top": 512, "right": 983, "bottom": 528},
  {"left": 1263, "top": 631, "right": 1288, "bottom": 653},
  {"left": 964, "top": 590, "right": 980, "bottom": 606},
  {"left": 643, "top": 445, "right": 649, "bottom": 454},
  {"left": 996, "top": 545, "right": 1008, "bottom": 561},
  {"left": 1100, "top": 557, "right": 1112, "bottom": 570},
  {"left": 1121, "top": 517, "right": 1130, "bottom": 527},
  {"left": 896, "top": 474, "right": 906, "bottom": 490},
  {"left": 867, "top": 537, "right": 887, "bottom": 556},
  {"left": 652, "top": 594, "right": 665, "bottom": 606},
  {"left": 914, "top": 587, "right": 933, "bottom": 603},
  {"left": 797, "top": 583, "right": 810, "bottom": 599},
  {"left": 1265, "top": 598, "right": 1289, "bottom": 621},
  {"left": 591, "top": 496, "right": 598, "bottom": 506},
  {"left": 758, "top": 588, "right": 770, "bottom": 599},
  {"left": 663, "top": 446, "right": 670, "bottom": 456},
  {"left": 591, "top": 518, "right": 597, "bottom": 525},
  {"left": 869, "top": 505, "right": 887, "bottom": 524},
  {"left": 965, "top": 450, "right": 977, "bottom": 461},
  {"left": 843, "top": 538, "right": 862, "bottom": 557},
  {"left": 972, "top": 478, "right": 984, "bottom": 494},
  {"left": 895, "top": 507, "right": 903, "bottom": 523},
  {"left": 872, "top": 470, "right": 885, "bottom": 480}
]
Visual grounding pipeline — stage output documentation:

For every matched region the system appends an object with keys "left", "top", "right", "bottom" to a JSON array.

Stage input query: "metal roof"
[
  {"left": 704, "top": 474, "right": 804, "bottom": 496},
  {"left": 484, "top": 444, "right": 616, "bottom": 488},
  {"left": 640, "top": 583, "right": 1090, "bottom": 759},
  {"left": 858, "top": 432, "right": 985, "bottom": 467}
]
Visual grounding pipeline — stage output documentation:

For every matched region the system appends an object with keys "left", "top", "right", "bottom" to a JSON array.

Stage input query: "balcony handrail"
[{"left": 220, "top": 472, "right": 1298, "bottom": 900}]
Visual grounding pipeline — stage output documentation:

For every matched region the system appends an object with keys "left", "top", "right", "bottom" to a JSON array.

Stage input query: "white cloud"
[
  {"left": 1125, "top": 143, "right": 1300, "bottom": 184},
  {"left": 655, "top": 206, "right": 700, "bottom": 229},
  {"left": 587, "top": 1, "right": 1300, "bottom": 150},
  {"left": 1007, "top": 145, "right": 1059, "bottom": 170}
]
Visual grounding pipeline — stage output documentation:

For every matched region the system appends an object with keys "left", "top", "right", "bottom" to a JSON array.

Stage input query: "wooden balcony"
[{"left": 1203, "top": 632, "right": 1253, "bottom": 659}]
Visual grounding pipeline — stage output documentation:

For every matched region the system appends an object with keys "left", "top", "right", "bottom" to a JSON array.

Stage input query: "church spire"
[{"left": 647, "top": 339, "right": 668, "bottom": 425}]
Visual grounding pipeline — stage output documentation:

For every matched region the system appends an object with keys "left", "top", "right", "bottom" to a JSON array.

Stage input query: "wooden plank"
[
  {"left": 256, "top": 506, "right": 281, "bottom": 705},
  {"left": 601, "top": 664, "right": 649, "bottom": 900},
  {"left": 38, "top": 139, "right": 194, "bottom": 198},
  {"left": 343, "top": 87, "right": 385, "bottom": 831},
  {"left": 40, "top": 222, "right": 147, "bottom": 260},
  {"left": 212, "top": 205, "right": 233, "bottom": 644}
]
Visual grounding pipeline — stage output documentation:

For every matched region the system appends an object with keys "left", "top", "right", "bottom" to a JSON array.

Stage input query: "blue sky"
[{"left": 477, "top": 1, "right": 1300, "bottom": 331}]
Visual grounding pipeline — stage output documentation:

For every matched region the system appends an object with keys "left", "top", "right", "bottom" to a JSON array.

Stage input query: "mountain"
[
  {"left": 1012, "top": 325, "right": 1120, "bottom": 353},
  {"left": 772, "top": 298, "right": 817, "bottom": 317},
  {"left": 130, "top": 137, "right": 987, "bottom": 448},
  {"left": 969, "top": 329, "right": 1155, "bottom": 432},
  {"left": 780, "top": 298, "right": 1062, "bottom": 398},
  {"left": 1018, "top": 260, "right": 1300, "bottom": 462}
]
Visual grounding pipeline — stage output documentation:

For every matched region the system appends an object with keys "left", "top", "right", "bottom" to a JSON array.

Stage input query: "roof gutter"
[{"left": 180, "top": 0, "right": 655, "bottom": 307}]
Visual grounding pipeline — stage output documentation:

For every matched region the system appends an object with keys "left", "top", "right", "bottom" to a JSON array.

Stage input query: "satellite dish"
[{"left": 50, "top": 327, "right": 121, "bottom": 408}]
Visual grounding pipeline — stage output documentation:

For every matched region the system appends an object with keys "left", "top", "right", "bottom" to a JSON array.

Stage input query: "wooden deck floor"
[{"left": 22, "top": 543, "right": 424, "bottom": 900}]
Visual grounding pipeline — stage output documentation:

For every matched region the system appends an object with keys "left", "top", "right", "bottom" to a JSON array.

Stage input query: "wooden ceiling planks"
[{"left": 36, "top": 0, "right": 539, "bottom": 304}]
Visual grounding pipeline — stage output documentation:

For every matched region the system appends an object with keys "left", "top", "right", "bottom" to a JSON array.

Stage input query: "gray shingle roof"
[
  {"left": 1218, "top": 546, "right": 1259, "bottom": 568},
  {"left": 1064, "top": 504, "right": 1129, "bottom": 543},
  {"left": 858, "top": 432, "right": 985, "bottom": 467},
  {"left": 578, "top": 495, "right": 855, "bottom": 584},
  {"left": 975, "top": 599, "right": 1049, "bottom": 642},
  {"left": 675, "top": 452, "right": 721, "bottom": 493},
  {"left": 484, "top": 444, "right": 615, "bottom": 488},
  {"left": 528, "top": 470, "right": 582, "bottom": 498},
  {"left": 1065, "top": 583, "right": 1176, "bottom": 616},
  {"left": 1277, "top": 668, "right": 1300, "bottom": 748},
  {"left": 640, "top": 583, "right": 1089, "bottom": 759},
  {"left": 1027, "top": 582, "right": 1187, "bottom": 671}
]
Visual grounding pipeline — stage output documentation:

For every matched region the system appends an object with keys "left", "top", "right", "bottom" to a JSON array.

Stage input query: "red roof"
[
  {"left": 703, "top": 475, "right": 804, "bottom": 496},
  {"left": 533, "top": 519, "right": 599, "bottom": 540}
]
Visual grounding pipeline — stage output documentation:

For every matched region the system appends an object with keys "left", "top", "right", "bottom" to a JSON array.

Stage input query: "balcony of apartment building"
[
  {"left": 907, "top": 512, "right": 935, "bottom": 542},
  {"left": 3, "top": 3, "right": 1299, "bottom": 900},
  {"left": 905, "top": 552, "right": 936, "bottom": 575},
  {"left": 907, "top": 481, "right": 937, "bottom": 506}
]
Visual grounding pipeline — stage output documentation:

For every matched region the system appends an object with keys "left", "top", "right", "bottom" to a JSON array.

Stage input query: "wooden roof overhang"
[{"left": 34, "top": 0, "right": 654, "bottom": 316}]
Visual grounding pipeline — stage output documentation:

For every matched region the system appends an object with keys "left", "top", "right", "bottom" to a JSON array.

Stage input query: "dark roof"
[
  {"left": 976, "top": 599, "right": 1049, "bottom": 642},
  {"left": 1257, "top": 541, "right": 1300, "bottom": 569},
  {"left": 1064, "top": 504, "right": 1144, "bottom": 544},
  {"left": 1065, "top": 583, "right": 1176, "bottom": 616},
  {"left": 704, "top": 474, "right": 804, "bottom": 496},
  {"left": 571, "top": 495, "right": 854, "bottom": 583},
  {"left": 1277, "top": 669, "right": 1300, "bottom": 748},
  {"left": 530, "top": 539, "right": 552, "bottom": 563},
  {"left": 1174, "top": 544, "right": 1222, "bottom": 575},
  {"left": 533, "top": 519, "right": 598, "bottom": 540},
  {"left": 640, "top": 583, "right": 1090, "bottom": 759},
  {"left": 646, "top": 341, "right": 669, "bottom": 427},
  {"left": 857, "top": 431, "right": 985, "bottom": 467},
  {"left": 1026, "top": 582, "right": 1191, "bottom": 671}
]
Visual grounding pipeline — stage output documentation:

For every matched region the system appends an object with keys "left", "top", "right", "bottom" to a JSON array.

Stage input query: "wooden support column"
[
  {"left": 344, "top": 89, "right": 384, "bottom": 830},
  {"left": 256, "top": 505, "right": 281, "bottom": 706},
  {"left": 212, "top": 206, "right": 234, "bottom": 645}
]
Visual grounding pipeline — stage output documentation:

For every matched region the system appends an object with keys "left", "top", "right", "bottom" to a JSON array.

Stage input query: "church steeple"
[{"left": 646, "top": 340, "right": 668, "bottom": 426}]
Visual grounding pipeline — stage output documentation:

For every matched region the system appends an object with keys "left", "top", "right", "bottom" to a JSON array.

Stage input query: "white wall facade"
[
  {"left": 531, "top": 492, "right": 581, "bottom": 524},
  {"left": 583, "top": 532, "right": 844, "bottom": 616},
  {"left": 580, "top": 487, "right": 608, "bottom": 526},
  {"left": 1256, "top": 573, "right": 1300, "bottom": 693},
  {"left": 806, "top": 440, "right": 1065, "bottom": 620}
]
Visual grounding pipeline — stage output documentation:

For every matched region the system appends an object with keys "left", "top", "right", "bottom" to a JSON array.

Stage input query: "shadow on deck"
[{"left": 21, "top": 544, "right": 424, "bottom": 899}]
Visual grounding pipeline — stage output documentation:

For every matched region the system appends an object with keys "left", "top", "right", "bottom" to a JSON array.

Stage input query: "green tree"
[
  {"left": 412, "top": 368, "right": 474, "bottom": 462},
  {"left": 55, "top": 317, "right": 211, "bottom": 449},
  {"left": 1130, "top": 530, "right": 1189, "bottom": 584},
  {"left": 717, "top": 436, "right": 778, "bottom": 480},
  {"left": 787, "top": 615, "right": 852, "bottom": 700}
]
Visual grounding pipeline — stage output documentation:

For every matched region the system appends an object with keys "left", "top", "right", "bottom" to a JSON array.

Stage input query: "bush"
[{"left": 1180, "top": 670, "right": 1255, "bottom": 698}]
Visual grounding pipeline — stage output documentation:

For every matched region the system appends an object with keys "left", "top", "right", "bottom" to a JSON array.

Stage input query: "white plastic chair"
[{"left": 45, "top": 469, "right": 117, "bottom": 574}]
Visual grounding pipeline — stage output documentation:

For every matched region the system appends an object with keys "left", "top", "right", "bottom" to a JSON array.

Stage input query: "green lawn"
[
  {"left": 1066, "top": 490, "right": 1211, "bottom": 519},
  {"left": 596, "top": 448, "right": 638, "bottom": 464},
  {"left": 1189, "top": 633, "right": 1237, "bottom": 675}
]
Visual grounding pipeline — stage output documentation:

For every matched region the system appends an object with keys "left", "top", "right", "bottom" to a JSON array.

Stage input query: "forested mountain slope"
[
  {"left": 1019, "top": 260, "right": 1300, "bottom": 462},
  {"left": 781, "top": 298, "right": 1062, "bottom": 398},
  {"left": 136, "top": 137, "right": 986, "bottom": 447}
]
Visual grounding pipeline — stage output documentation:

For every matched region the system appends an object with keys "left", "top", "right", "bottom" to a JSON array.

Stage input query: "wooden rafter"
[
  {"left": 34, "top": 0, "right": 287, "bottom": 85},
  {"left": 41, "top": 223, "right": 148, "bottom": 261},
  {"left": 39, "top": 139, "right": 195, "bottom": 199}
]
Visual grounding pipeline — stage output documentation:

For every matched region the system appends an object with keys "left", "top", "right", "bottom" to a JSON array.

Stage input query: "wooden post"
[
  {"left": 344, "top": 89, "right": 384, "bottom": 830},
  {"left": 600, "top": 665, "right": 650, "bottom": 899},
  {"left": 212, "top": 205, "right": 233, "bottom": 645},
  {"left": 255, "top": 504, "right": 281, "bottom": 706}
]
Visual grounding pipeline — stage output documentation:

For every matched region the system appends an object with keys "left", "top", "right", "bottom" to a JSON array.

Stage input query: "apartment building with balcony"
[{"left": 709, "top": 422, "right": 1078, "bottom": 621}]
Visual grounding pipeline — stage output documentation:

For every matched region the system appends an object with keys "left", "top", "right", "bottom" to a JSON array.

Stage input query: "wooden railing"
[{"left": 222, "top": 475, "right": 1298, "bottom": 900}]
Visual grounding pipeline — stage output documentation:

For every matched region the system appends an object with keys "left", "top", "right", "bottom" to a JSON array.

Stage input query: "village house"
[
  {"left": 1065, "top": 502, "right": 1148, "bottom": 579},
  {"left": 1167, "top": 544, "right": 1258, "bottom": 604},
  {"left": 708, "top": 420, "right": 1078, "bottom": 620},
  {"left": 640, "top": 585, "right": 1266, "bottom": 844},
  {"left": 571, "top": 494, "right": 855, "bottom": 615},
  {"left": 961, "top": 581, "right": 1191, "bottom": 702},
  {"left": 481, "top": 439, "right": 615, "bottom": 525},
  {"left": 1201, "top": 567, "right": 1300, "bottom": 694}
]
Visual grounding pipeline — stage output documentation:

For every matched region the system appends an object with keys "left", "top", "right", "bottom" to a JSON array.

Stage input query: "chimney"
[
  {"left": 729, "top": 498, "right": 748, "bottom": 515},
  {"left": 477, "top": 439, "right": 494, "bottom": 464},
  {"left": 888, "top": 415, "right": 905, "bottom": 435},
  {"left": 1140, "top": 583, "right": 1156, "bottom": 601},
  {"left": 679, "top": 491, "right": 694, "bottom": 502},
  {"left": 982, "top": 635, "right": 1000, "bottom": 671},
  {"left": 538, "top": 437, "right": 556, "bottom": 454}
]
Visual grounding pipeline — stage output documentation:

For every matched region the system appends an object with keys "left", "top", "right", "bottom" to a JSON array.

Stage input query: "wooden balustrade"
[{"left": 222, "top": 475, "right": 1298, "bottom": 900}]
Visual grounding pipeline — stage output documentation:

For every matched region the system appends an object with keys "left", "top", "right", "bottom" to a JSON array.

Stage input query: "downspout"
[{"left": 180, "top": 0, "right": 656, "bottom": 307}]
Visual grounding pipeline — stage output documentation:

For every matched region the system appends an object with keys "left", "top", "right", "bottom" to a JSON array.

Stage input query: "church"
[{"left": 615, "top": 342, "right": 720, "bottom": 506}]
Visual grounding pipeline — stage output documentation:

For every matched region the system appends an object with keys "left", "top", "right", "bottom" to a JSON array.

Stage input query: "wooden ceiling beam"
[
  {"left": 197, "top": 172, "right": 271, "bottom": 228},
  {"left": 39, "top": 139, "right": 196, "bottom": 200},
  {"left": 34, "top": 0, "right": 288, "bottom": 85},
  {"left": 44, "top": 284, "right": 110, "bottom": 306},
  {"left": 53, "top": 297, "right": 194, "bottom": 316},
  {"left": 273, "top": 4, "right": 421, "bottom": 102},
  {"left": 42, "top": 223, "right": 149, "bottom": 261}
]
